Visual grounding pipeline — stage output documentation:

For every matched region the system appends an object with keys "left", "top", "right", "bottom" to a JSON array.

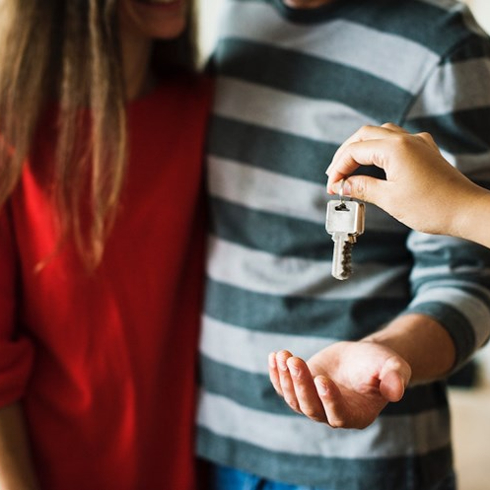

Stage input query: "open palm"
[{"left": 269, "top": 341, "right": 411, "bottom": 429}]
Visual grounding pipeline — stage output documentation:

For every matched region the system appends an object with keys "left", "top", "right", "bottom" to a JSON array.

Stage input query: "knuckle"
[
  {"left": 302, "top": 407, "right": 321, "bottom": 419},
  {"left": 359, "top": 124, "right": 376, "bottom": 135},
  {"left": 417, "top": 131, "right": 435, "bottom": 144},
  {"left": 286, "top": 398, "right": 300, "bottom": 412},
  {"left": 352, "top": 177, "right": 367, "bottom": 199},
  {"left": 329, "top": 419, "right": 346, "bottom": 429}
]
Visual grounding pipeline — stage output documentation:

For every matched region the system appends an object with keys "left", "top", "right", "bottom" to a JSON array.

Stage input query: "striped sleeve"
[{"left": 402, "top": 33, "right": 490, "bottom": 369}]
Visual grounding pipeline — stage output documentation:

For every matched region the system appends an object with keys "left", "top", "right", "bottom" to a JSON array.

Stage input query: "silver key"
[{"left": 325, "top": 199, "right": 365, "bottom": 280}]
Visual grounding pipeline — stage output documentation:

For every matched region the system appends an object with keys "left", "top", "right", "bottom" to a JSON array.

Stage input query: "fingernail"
[
  {"left": 277, "top": 357, "right": 288, "bottom": 372},
  {"left": 268, "top": 353, "right": 276, "bottom": 368},
  {"left": 332, "top": 180, "right": 351, "bottom": 196},
  {"left": 288, "top": 363, "right": 299, "bottom": 376},
  {"left": 315, "top": 378, "right": 329, "bottom": 396}
]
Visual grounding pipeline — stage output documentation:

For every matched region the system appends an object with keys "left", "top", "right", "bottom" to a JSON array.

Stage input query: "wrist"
[
  {"left": 362, "top": 314, "right": 456, "bottom": 383},
  {"left": 452, "top": 187, "right": 490, "bottom": 247}
]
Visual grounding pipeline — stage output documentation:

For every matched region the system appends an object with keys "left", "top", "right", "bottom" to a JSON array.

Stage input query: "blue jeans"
[{"left": 204, "top": 463, "right": 457, "bottom": 490}]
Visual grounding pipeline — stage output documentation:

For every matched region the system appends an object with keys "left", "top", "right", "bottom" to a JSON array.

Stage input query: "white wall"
[
  {"left": 198, "top": 0, "right": 224, "bottom": 60},
  {"left": 467, "top": 0, "right": 490, "bottom": 33}
]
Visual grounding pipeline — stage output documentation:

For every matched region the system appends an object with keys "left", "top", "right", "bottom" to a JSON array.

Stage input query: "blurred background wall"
[{"left": 467, "top": 0, "right": 490, "bottom": 33}]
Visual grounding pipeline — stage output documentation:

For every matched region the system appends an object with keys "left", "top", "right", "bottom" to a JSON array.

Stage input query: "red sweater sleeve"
[{"left": 0, "top": 204, "right": 34, "bottom": 407}]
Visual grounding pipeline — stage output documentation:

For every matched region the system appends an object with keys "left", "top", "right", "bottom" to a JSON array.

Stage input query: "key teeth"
[{"left": 340, "top": 241, "right": 353, "bottom": 279}]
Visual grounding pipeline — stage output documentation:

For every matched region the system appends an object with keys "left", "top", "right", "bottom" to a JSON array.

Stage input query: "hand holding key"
[
  {"left": 326, "top": 123, "right": 489, "bottom": 244},
  {"left": 268, "top": 341, "right": 411, "bottom": 429}
]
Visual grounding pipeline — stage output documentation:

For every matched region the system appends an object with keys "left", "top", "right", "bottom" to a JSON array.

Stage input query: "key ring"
[
  {"left": 335, "top": 178, "right": 348, "bottom": 211},
  {"left": 339, "top": 178, "right": 346, "bottom": 205}
]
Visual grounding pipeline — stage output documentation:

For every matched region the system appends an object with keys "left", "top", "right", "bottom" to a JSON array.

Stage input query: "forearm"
[
  {"left": 363, "top": 313, "right": 456, "bottom": 383},
  {"left": 0, "top": 403, "right": 39, "bottom": 490},
  {"left": 453, "top": 188, "right": 490, "bottom": 249}
]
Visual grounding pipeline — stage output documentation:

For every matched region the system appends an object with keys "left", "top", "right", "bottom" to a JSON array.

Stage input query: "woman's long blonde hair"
[{"left": 0, "top": 0, "right": 198, "bottom": 267}]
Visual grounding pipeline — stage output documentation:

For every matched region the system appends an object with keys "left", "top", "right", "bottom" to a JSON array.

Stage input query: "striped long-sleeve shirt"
[{"left": 197, "top": 1, "right": 490, "bottom": 489}]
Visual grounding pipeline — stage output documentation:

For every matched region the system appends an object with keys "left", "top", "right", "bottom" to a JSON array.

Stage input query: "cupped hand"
[{"left": 268, "top": 340, "right": 411, "bottom": 429}]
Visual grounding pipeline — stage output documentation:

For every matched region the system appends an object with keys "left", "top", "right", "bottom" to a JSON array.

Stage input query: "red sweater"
[{"left": 0, "top": 75, "right": 211, "bottom": 490}]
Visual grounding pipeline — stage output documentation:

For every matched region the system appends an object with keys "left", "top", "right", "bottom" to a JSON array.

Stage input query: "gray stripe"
[
  {"left": 439, "top": 150, "right": 490, "bottom": 178},
  {"left": 209, "top": 197, "right": 411, "bottom": 263},
  {"left": 197, "top": 425, "right": 453, "bottom": 490},
  {"left": 419, "top": 0, "right": 487, "bottom": 36},
  {"left": 418, "top": 0, "right": 457, "bottom": 10},
  {"left": 204, "top": 279, "right": 411, "bottom": 339},
  {"left": 408, "top": 286, "right": 490, "bottom": 347},
  {"left": 197, "top": 390, "right": 451, "bottom": 459},
  {"left": 403, "top": 109, "right": 490, "bottom": 154},
  {"left": 208, "top": 156, "right": 409, "bottom": 233},
  {"left": 406, "top": 58, "right": 490, "bottom": 119},
  {"left": 208, "top": 156, "right": 326, "bottom": 224},
  {"left": 207, "top": 236, "right": 411, "bottom": 300},
  {"left": 200, "top": 315, "right": 334, "bottom": 374},
  {"left": 214, "top": 77, "right": 377, "bottom": 144},
  {"left": 219, "top": 1, "right": 438, "bottom": 94},
  {"left": 207, "top": 116, "right": 338, "bottom": 183}
]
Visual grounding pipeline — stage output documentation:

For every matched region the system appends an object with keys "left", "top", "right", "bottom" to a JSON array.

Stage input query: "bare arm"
[
  {"left": 0, "top": 403, "right": 39, "bottom": 490},
  {"left": 362, "top": 313, "right": 455, "bottom": 382}
]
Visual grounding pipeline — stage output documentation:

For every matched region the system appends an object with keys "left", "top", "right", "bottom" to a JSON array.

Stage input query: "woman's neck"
[{"left": 120, "top": 26, "right": 154, "bottom": 101}]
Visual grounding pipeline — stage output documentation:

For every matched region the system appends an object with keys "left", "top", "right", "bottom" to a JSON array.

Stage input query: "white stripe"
[
  {"left": 208, "top": 157, "right": 409, "bottom": 232},
  {"left": 207, "top": 236, "right": 411, "bottom": 300},
  {"left": 409, "top": 286, "right": 490, "bottom": 347},
  {"left": 200, "top": 315, "right": 334, "bottom": 374},
  {"left": 214, "top": 77, "right": 377, "bottom": 144},
  {"left": 198, "top": 391, "right": 450, "bottom": 458},
  {"left": 406, "top": 58, "right": 490, "bottom": 119},
  {"left": 411, "top": 264, "right": 490, "bottom": 281},
  {"left": 208, "top": 157, "right": 326, "bottom": 223},
  {"left": 220, "top": 1, "right": 439, "bottom": 93},
  {"left": 408, "top": 232, "right": 471, "bottom": 253}
]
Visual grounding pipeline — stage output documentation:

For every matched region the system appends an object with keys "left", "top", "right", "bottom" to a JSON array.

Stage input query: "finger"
[
  {"left": 327, "top": 136, "right": 404, "bottom": 194},
  {"left": 381, "top": 122, "right": 409, "bottom": 133},
  {"left": 286, "top": 357, "right": 327, "bottom": 423},
  {"left": 276, "top": 350, "right": 302, "bottom": 413},
  {"left": 313, "top": 375, "right": 349, "bottom": 428},
  {"left": 326, "top": 125, "right": 400, "bottom": 179},
  {"left": 379, "top": 371, "right": 406, "bottom": 402},
  {"left": 268, "top": 352, "right": 284, "bottom": 397},
  {"left": 330, "top": 174, "right": 390, "bottom": 207}
]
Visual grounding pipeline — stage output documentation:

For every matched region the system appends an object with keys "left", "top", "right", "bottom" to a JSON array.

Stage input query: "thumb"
[
  {"left": 330, "top": 175, "right": 387, "bottom": 205},
  {"left": 379, "top": 356, "right": 411, "bottom": 402}
]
